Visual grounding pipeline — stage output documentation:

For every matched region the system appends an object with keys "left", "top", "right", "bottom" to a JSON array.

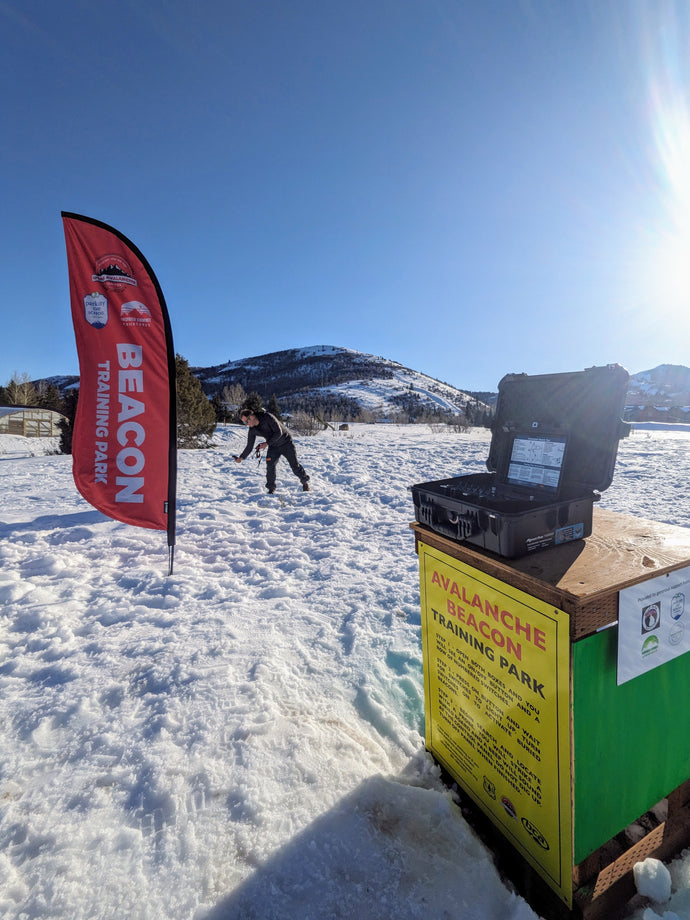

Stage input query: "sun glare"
[{"left": 633, "top": 4, "right": 690, "bottom": 330}]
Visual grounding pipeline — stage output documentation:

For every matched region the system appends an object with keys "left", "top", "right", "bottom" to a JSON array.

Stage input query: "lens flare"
[{"left": 633, "top": 3, "right": 690, "bottom": 331}]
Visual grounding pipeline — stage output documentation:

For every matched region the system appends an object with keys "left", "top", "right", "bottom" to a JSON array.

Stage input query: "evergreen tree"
[
  {"left": 241, "top": 391, "right": 264, "bottom": 415},
  {"left": 0, "top": 384, "right": 8, "bottom": 404},
  {"left": 58, "top": 390, "right": 79, "bottom": 455},
  {"left": 38, "top": 382, "right": 63, "bottom": 412},
  {"left": 267, "top": 393, "right": 282, "bottom": 418},
  {"left": 211, "top": 392, "right": 231, "bottom": 423},
  {"left": 176, "top": 354, "right": 217, "bottom": 448}
]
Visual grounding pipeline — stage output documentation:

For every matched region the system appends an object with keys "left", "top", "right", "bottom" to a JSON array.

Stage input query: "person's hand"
[
  {"left": 257, "top": 442, "right": 268, "bottom": 451},
  {"left": 234, "top": 456, "right": 242, "bottom": 463}
]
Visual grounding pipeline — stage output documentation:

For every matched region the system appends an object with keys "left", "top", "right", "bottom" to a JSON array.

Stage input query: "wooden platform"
[
  {"left": 449, "top": 775, "right": 690, "bottom": 920},
  {"left": 413, "top": 509, "right": 690, "bottom": 916},
  {"left": 412, "top": 507, "right": 690, "bottom": 639},
  {"left": 574, "top": 776, "right": 690, "bottom": 919}
]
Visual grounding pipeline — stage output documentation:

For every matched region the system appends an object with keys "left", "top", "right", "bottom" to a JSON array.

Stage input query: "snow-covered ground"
[
  {"left": 318, "top": 371, "right": 471, "bottom": 415},
  {"left": 1, "top": 424, "right": 689, "bottom": 920}
]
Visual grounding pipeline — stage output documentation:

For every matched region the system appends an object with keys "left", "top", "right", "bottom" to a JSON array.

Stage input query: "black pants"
[{"left": 266, "top": 438, "right": 309, "bottom": 490}]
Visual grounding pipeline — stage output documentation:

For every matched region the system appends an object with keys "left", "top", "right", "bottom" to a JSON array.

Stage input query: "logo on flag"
[
  {"left": 84, "top": 292, "right": 108, "bottom": 328},
  {"left": 121, "top": 301, "right": 153, "bottom": 328},
  {"left": 92, "top": 253, "right": 138, "bottom": 291}
]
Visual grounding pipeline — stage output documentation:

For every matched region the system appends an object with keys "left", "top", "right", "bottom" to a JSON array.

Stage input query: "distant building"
[
  {"left": 0, "top": 406, "right": 65, "bottom": 437},
  {"left": 624, "top": 405, "right": 690, "bottom": 423}
]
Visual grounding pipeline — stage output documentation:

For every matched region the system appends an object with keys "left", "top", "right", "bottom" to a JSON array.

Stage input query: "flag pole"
[{"left": 62, "top": 212, "right": 177, "bottom": 575}]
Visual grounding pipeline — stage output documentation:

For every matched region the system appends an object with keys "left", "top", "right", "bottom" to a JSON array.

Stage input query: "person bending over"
[{"left": 235, "top": 406, "right": 310, "bottom": 494}]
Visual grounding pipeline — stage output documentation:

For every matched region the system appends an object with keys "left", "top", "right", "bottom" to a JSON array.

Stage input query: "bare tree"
[
  {"left": 6, "top": 372, "right": 39, "bottom": 406},
  {"left": 221, "top": 383, "right": 247, "bottom": 415},
  {"left": 288, "top": 412, "right": 321, "bottom": 436}
]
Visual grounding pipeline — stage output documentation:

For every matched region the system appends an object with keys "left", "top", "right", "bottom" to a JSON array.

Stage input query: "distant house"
[{"left": 0, "top": 406, "right": 65, "bottom": 437}]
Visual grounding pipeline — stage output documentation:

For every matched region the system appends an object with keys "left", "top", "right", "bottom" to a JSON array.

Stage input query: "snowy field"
[{"left": 1, "top": 423, "right": 689, "bottom": 920}]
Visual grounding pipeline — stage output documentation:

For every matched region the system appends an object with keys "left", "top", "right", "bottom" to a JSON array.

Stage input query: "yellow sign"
[{"left": 419, "top": 542, "right": 572, "bottom": 906}]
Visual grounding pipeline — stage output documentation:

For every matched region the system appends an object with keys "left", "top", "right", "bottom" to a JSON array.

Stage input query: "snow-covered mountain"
[
  {"left": 31, "top": 355, "right": 690, "bottom": 418},
  {"left": 627, "top": 364, "right": 690, "bottom": 407},
  {"left": 192, "top": 345, "right": 488, "bottom": 420}
]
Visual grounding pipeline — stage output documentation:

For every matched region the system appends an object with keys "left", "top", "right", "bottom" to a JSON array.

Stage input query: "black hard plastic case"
[{"left": 410, "top": 364, "right": 631, "bottom": 558}]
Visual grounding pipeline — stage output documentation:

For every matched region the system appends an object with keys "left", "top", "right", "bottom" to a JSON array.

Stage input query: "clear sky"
[{"left": 2, "top": 0, "right": 689, "bottom": 393}]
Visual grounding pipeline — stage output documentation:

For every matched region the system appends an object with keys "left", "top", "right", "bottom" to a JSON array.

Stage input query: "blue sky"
[{"left": 2, "top": 0, "right": 689, "bottom": 393}]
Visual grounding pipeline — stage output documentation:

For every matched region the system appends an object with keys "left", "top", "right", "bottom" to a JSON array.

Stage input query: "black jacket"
[{"left": 239, "top": 411, "right": 292, "bottom": 459}]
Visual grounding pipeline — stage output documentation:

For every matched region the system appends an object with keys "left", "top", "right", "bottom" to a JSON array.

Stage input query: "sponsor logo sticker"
[
  {"left": 522, "top": 817, "right": 550, "bottom": 850},
  {"left": 671, "top": 593, "right": 685, "bottom": 620},
  {"left": 641, "top": 634, "right": 659, "bottom": 658},
  {"left": 641, "top": 602, "right": 661, "bottom": 634},
  {"left": 669, "top": 624, "right": 685, "bottom": 646},
  {"left": 500, "top": 796, "right": 517, "bottom": 819},
  {"left": 555, "top": 522, "right": 584, "bottom": 545}
]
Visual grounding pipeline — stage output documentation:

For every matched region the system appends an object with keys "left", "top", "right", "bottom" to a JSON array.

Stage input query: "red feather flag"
[{"left": 62, "top": 213, "right": 177, "bottom": 573}]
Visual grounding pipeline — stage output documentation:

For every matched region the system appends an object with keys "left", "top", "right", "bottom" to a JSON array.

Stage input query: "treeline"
[
  {"left": 388, "top": 392, "right": 492, "bottom": 426},
  {"left": 10, "top": 355, "right": 493, "bottom": 455},
  {"left": 2, "top": 357, "right": 219, "bottom": 453},
  {"left": 209, "top": 384, "right": 492, "bottom": 427},
  {"left": 624, "top": 405, "right": 690, "bottom": 423},
  {"left": 0, "top": 373, "right": 65, "bottom": 413},
  {"left": 208, "top": 383, "right": 364, "bottom": 424},
  {"left": 278, "top": 393, "right": 365, "bottom": 422},
  {"left": 0, "top": 372, "right": 76, "bottom": 451}
]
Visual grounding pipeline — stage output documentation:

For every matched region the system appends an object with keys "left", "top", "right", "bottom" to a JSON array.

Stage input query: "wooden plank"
[
  {"left": 572, "top": 780, "right": 690, "bottom": 920},
  {"left": 412, "top": 509, "right": 690, "bottom": 599},
  {"left": 573, "top": 814, "right": 690, "bottom": 920}
]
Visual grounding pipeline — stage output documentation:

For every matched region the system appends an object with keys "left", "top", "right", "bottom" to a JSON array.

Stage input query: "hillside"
[
  {"left": 192, "top": 345, "right": 488, "bottom": 422},
  {"left": 28, "top": 356, "right": 690, "bottom": 423},
  {"left": 626, "top": 364, "right": 690, "bottom": 406}
]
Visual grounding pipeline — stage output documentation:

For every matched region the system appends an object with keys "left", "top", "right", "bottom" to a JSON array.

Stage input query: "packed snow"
[
  {"left": 633, "top": 859, "right": 672, "bottom": 906},
  {"left": 1, "top": 423, "right": 690, "bottom": 920}
]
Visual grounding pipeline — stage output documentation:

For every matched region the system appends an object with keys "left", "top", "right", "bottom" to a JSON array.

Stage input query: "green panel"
[{"left": 572, "top": 628, "right": 690, "bottom": 863}]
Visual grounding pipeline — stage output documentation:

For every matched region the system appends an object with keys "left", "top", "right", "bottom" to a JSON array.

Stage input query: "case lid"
[{"left": 486, "top": 364, "right": 631, "bottom": 496}]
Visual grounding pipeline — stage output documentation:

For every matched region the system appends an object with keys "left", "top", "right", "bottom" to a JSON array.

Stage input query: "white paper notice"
[{"left": 617, "top": 565, "right": 690, "bottom": 685}]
